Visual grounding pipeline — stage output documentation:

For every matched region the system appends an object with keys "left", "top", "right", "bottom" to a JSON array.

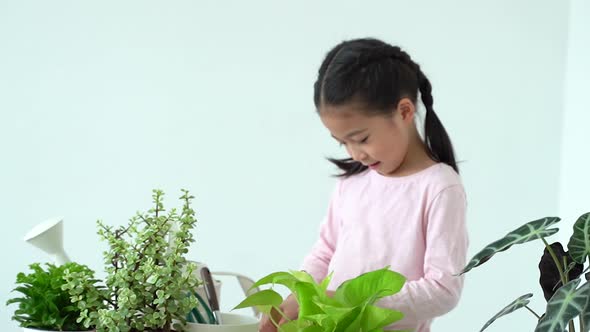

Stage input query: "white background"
[{"left": 1, "top": 1, "right": 588, "bottom": 331}]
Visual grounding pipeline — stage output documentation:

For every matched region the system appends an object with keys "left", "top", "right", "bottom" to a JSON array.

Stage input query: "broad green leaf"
[
  {"left": 320, "top": 273, "right": 333, "bottom": 293},
  {"left": 278, "top": 320, "right": 300, "bottom": 332},
  {"left": 294, "top": 282, "right": 323, "bottom": 317},
  {"left": 459, "top": 217, "right": 560, "bottom": 275},
  {"left": 361, "top": 304, "right": 404, "bottom": 331},
  {"left": 535, "top": 279, "right": 590, "bottom": 332},
  {"left": 291, "top": 271, "right": 329, "bottom": 301},
  {"left": 342, "top": 313, "right": 363, "bottom": 332},
  {"left": 479, "top": 293, "right": 533, "bottom": 332},
  {"left": 300, "top": 314, "right": 329, "bottom": 325},
  {"left": 334, "top": 267, "right": 405, "bottom": 307},
  {"left": 240, "top": 267, "right": 406, "bottom": 332},
  {"left": 333, "top": 306, "right": 363, "bottom": 332},
  {"left": 233, "top": 289, "right": 283, "bottom": 310},
  {"left": 256, "top": 305, "right": 273, "bottom": 315},
  {"left": 290, "top": 270, "right": 316, "bottom": 284},
  {"left": 315, "top": 302, "right": 356, "bottom": 323},
  {"left": 250, "top": 272, "right": 298, "bottom": 293},
  {"left": 280, "top": 318, "right": 320, "bottom": 332},
  {"left": 317, "top": 294, "right": 344, "bottom": 309},
  {"left": 568, "top": 213, "right": 590, "bottom": 264}
]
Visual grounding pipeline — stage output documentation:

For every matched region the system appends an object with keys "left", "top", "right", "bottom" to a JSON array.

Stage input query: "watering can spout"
[{"left": 24, "top": 217, "right": 71, "bottom": 265}]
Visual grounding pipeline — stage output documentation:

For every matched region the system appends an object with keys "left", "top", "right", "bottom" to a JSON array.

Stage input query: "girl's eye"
[{"left": 359, "top": 136, "right": 369, "bottom": 144}]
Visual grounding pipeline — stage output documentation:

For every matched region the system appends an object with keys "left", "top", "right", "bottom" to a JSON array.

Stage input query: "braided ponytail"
[{"left": 417, "top": 72, "right": 458, "bottom": 173}]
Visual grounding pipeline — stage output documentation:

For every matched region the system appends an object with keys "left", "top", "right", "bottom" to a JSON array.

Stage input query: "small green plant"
[
  {"left": 458, "top": 212, "right": 590, "bottom": 332},
  {"left": 6, "top": 262, "right": 96, "bottom": 331},
  {"left": 234, "top": 267, "right": 409, "bottom": 332},
  {"left": 62, "top": 189, "right": 200, "bottom": 332}
]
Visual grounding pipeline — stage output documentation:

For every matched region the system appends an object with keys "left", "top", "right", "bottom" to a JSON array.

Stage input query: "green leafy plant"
[
  {"left": 6, "top": 262, "right": 96, "bottom": 331},
  {"left": 458, "top": 213, "right": 590, "bottom": 332},
  {"left": 62, "top": 189, "right": 200, "bottom": 332},
  {"left": 234, "top": 267, "right": 409, "bottom": 332}
]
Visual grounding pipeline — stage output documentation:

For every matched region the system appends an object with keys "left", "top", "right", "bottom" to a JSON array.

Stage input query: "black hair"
[{"left": 313, "top": 38, "right": 458, "bottom": 177}]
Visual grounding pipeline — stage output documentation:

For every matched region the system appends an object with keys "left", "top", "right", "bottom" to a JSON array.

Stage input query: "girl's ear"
[{"left": 395, "top": 98, "right": 416, "bottom": 123}]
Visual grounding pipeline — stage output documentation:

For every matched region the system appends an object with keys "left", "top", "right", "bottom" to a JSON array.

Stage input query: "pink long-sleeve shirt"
[{"left": 301, "top": 163, "right": 468, "bottom": 332}]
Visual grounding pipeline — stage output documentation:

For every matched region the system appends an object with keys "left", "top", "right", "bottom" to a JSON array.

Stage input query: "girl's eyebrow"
[{"left": 331, "top": 128, "right": 368, "bottom": 141}]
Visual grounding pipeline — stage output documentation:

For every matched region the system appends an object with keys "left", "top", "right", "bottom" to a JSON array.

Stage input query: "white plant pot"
[
  {"left": 22, "top": 328, "right": 94, "bottom": 332},
  {"left": 185, "top": 313, "right": 258, "bottom": 332}
]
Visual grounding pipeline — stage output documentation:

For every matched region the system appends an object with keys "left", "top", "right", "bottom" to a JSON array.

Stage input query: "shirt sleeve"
[
  {"left": 300, "top": 181, "right": 342, "bottom": 282},
  {"left": 380, "top": 184, "right": 469, "bottom": 329}
]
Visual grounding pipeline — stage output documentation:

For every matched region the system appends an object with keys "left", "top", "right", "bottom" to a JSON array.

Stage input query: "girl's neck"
[{"left": 388, "top": 132, "right": 436, "bottom": 177}]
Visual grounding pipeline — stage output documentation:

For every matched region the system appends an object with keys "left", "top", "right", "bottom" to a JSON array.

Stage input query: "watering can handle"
[{"left": 212, "top": 271, "right": 261, "bottom": 317}]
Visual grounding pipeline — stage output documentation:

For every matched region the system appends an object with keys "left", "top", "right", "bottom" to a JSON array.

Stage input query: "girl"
[{"left": 261, "top": 38, "right": 468, "bottom": 332}]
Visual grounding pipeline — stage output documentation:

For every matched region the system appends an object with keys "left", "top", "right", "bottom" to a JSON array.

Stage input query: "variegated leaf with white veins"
[
  {"left": 568, "top": 212, "right": 590, "bottom": 264},
  {"left": 480, "top": 293, "right": 533, "bottom": 332},
  {"left": 459, "top": 217, "right": 560, "bottom": 275},
  {"left": 535, "top": 279, "right": 590, "bottom": 332}
]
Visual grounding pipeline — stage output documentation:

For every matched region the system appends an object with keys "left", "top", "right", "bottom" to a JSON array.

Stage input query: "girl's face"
[{"left": 319, "top": 98, "right": 416, "bottom": 176}]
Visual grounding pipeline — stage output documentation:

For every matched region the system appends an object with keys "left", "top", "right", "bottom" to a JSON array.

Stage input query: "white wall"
[
  {"left": 0, "top": 1, "right": 571, "bottom": 331},
  {"left": 559, "top": 1, "right": 590, "bottom": 226}
]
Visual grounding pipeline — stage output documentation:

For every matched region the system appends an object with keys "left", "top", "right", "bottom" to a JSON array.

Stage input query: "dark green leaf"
[
  {"left": 580, "top": 285, "right": 590, "bottom": 332},
  {"left": 535, "top": 279, "right": 589, "bottom": 332},
  {"left": 568, "top": 212, "right": 590, "bottom": 264},
  {"left": 480, "top": 293, "right": 533, "bottom": 332},
  {"left": 6, "top": 262, "right": 98, "bottom": 330},
  {"left": 459, "top": 217, "right": 560, "bottom": 275}
]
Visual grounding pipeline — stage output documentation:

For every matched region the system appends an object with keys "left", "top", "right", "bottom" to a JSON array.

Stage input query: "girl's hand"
[
  {"left": 258, "top": 294, "right": 299, "bottom": 332},
  {"left": 258, "top": 291, "right": 334, "bottom": 331}
]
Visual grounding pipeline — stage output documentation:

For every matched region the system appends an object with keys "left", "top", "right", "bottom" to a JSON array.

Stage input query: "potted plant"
[
  {"left": 458, "top": 212, "right": 590, "bottom": 332},
  {"left": 6, "top": 262, "right": 97, "bottom": 332},
  {"left": 233, "top": 266, "right": 408, "bottom": 332},
  {"left": 62, "top": 189, "right": 201, "bottom": 332},
  {"left": 185, "top": 311, "right": 258, "bottom": 332}
]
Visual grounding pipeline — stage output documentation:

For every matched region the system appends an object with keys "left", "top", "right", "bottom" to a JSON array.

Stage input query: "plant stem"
[
  {"left": 269, "top": 308, "right": 281, "bottom": 328},
  {"left": 275, "top": 307, "right": 292, "bottom": 323},
  {"left": 564, "top": 257, "right": 570, "bottom": 283},
  {"left": 542, "top": 237, "right": 567, "bottom": 285},
  {"left": 563, "top": 257, "right": 576, "bottom": 332},
  {"left": 525, "top": 305, "right": 541, "bottom": 320}
]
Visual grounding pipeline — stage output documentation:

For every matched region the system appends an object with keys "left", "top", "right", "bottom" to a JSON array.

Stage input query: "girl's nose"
[{"left": 349, "top": 147, "right": 368, "bottom": 163}]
